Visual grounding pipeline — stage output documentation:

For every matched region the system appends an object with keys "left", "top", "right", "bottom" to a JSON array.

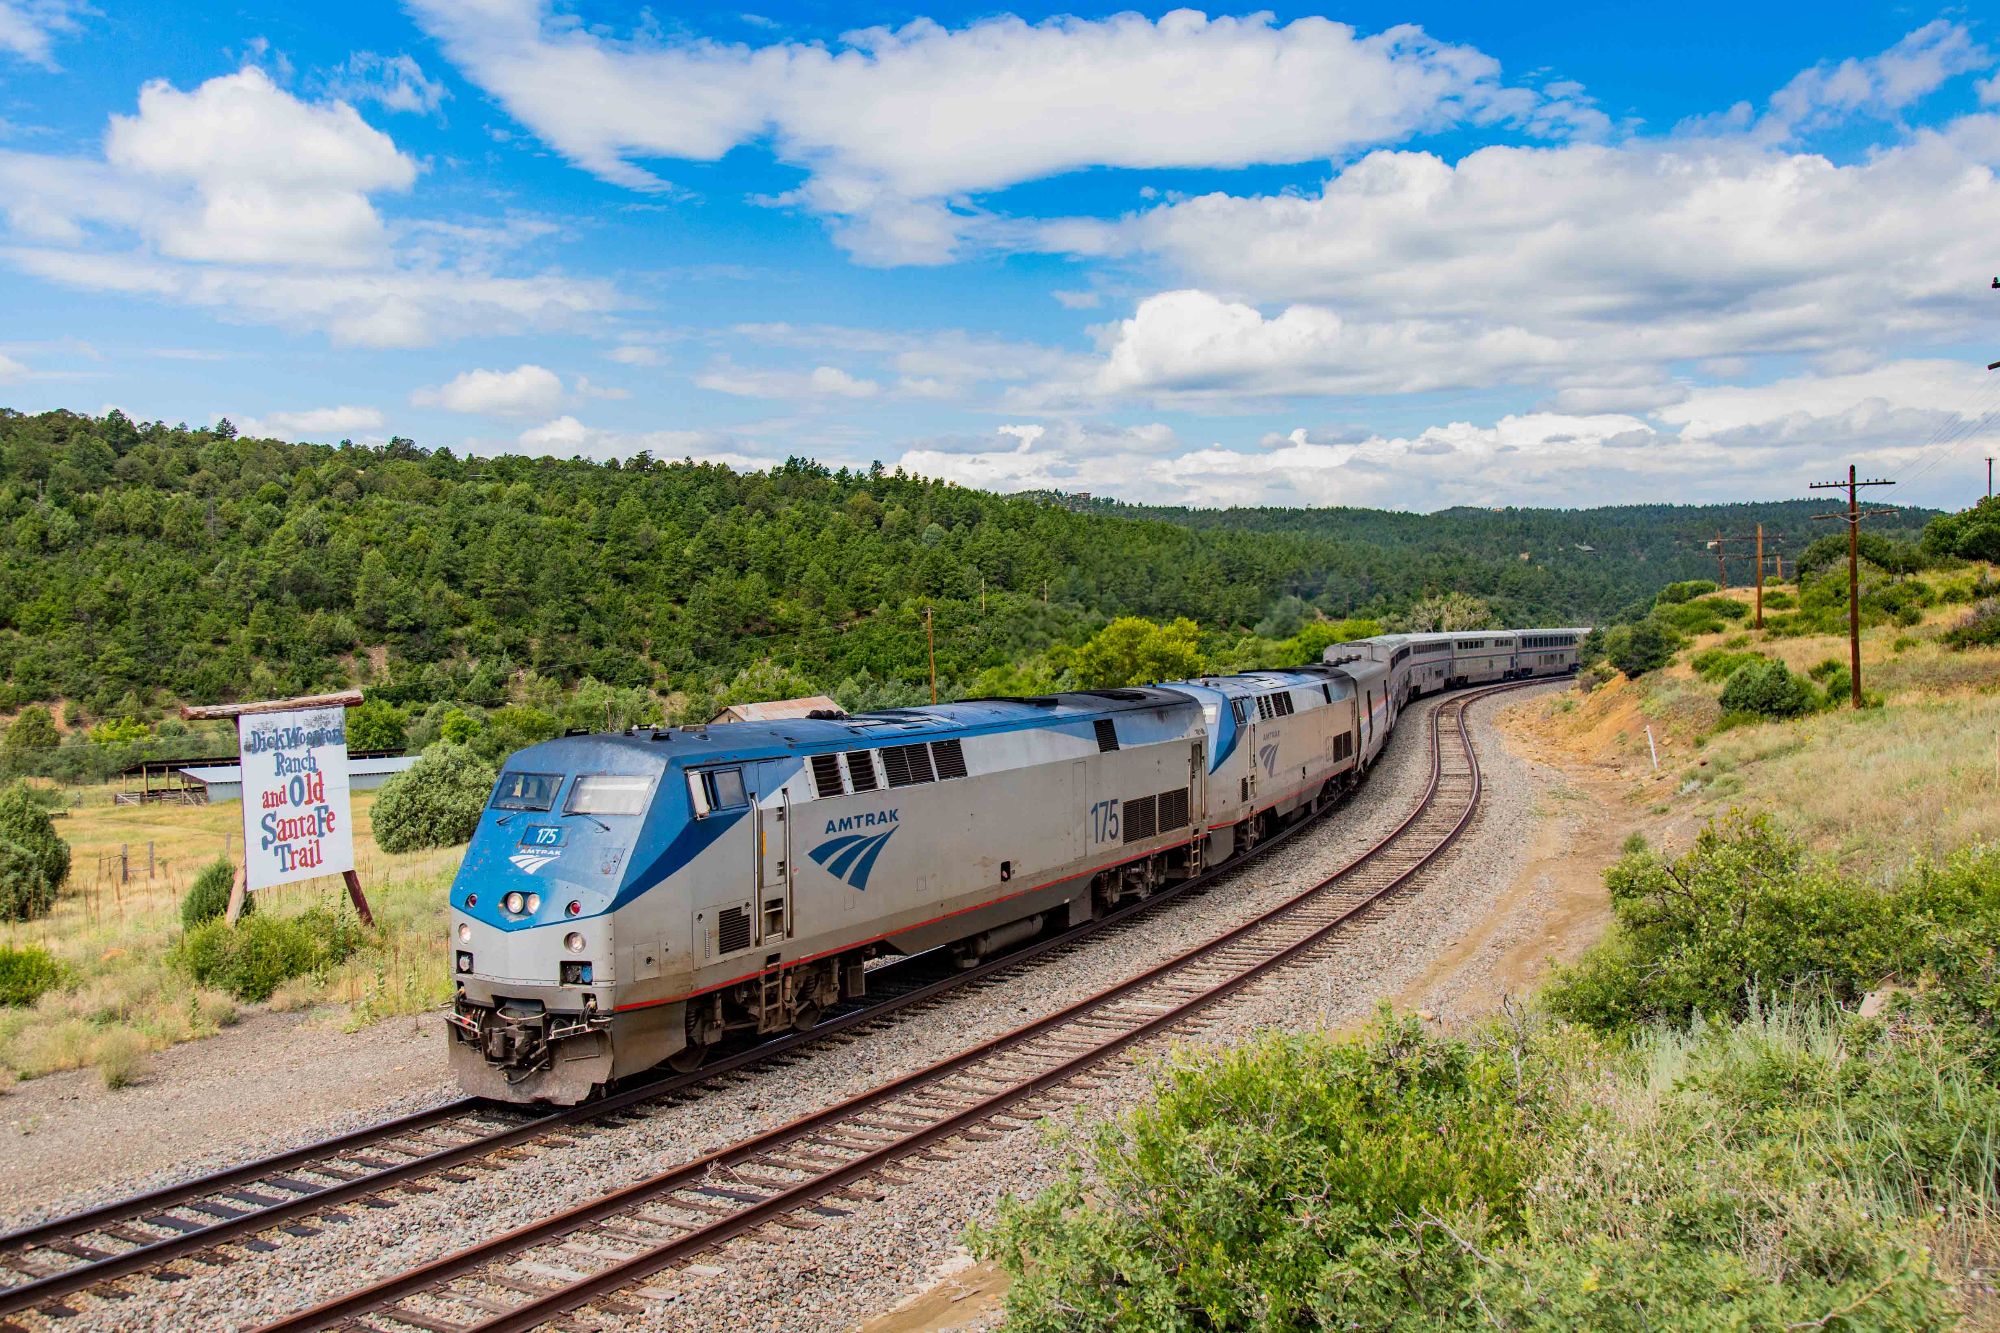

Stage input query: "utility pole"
[
  {"left": 1809, "top": 465, "right": 1896, "bottom": 709},
  {"left": 925, "top": 605, "right": 938, "bottom": 705},
  {"left": 1754, "top": 524, "right": 1764, "bottom": 629},
  {"left": 1987, "top": 456, "right": 1993, "bottom": 499},
  {"left": 1703, "top": 531, "right": 1758, "bottom": 590}
]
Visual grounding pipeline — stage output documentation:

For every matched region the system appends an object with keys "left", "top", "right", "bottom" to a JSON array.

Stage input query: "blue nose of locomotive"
[{"left": 449, "top": 734, "right": 672, "bottom": 930}]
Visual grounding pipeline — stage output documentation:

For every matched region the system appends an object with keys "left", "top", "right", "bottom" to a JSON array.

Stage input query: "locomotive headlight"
[
  {"left": 525, "top": 893, "right": 542, "bottom": 915},
  {"left": 503, "top": 891, "right": 526, "bottom": 915},
  {"left": 457, "top": 922, "right": 471, "bottom": 943},
  {"left": 564, "top": 931, "right": 586, "bottom": 954}
]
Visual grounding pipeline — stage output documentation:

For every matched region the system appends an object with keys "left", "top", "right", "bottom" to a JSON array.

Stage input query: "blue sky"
[{"left": 2, "top": 1, "right": 1998, "bottom": 510}]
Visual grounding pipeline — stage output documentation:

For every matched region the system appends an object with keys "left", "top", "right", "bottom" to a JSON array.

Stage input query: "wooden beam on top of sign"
[{"left": 181, "top": 690, "right": 365, "bottom": 721}]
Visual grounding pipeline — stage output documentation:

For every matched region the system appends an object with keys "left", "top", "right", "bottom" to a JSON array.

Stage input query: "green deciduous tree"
[
  {"left": 371, "top": 742, "right": 496, "bottom": 854},
  {"left": 0, "top": 782, "right": 70, "bottom": 921},
  {"left": 1070, "top": 617, "right": 1205, "bottom": 688}
]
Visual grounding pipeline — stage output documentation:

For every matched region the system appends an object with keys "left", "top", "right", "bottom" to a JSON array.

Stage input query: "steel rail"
[
  {"left": 0, "top": 684, "right": 1396, "bottom": 1321},
  {"left": 262, "top": 680, "right": 1532, "bottom": 1333}
]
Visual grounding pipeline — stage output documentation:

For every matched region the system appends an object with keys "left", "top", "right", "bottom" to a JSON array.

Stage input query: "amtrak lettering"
[{"left": 822, "top": 809, "right": 898, "bottom": 835}]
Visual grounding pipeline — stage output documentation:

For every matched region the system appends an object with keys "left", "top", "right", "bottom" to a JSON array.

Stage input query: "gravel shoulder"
[
  {"left": 0, "top": 1009, "right": 455, "bottom": 1229},
  {"left": 11, "top": 683, "right": 1594, "bottom": 1333}
]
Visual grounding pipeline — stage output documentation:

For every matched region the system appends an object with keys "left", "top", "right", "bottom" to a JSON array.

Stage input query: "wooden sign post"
[{"left": 182, "top": 690, "right": 374, "bottom": 927}]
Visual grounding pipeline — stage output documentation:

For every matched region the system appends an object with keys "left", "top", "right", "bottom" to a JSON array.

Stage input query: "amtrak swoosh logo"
[
  {"left": 808, "top": 827, "right": 898, "bottom": 890},
  {"left": 1258, "top": 740, "right": 1280, "bottom": 775},
  {"left": 510, "top": 850, "right": 560, "bottom": 874}
]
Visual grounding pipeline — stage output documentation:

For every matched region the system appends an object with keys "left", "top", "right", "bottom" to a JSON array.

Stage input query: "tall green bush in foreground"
[
  {"left": 978, "top": 1011, "right": 1962, "bottom": 1331},
  {"left": 0, "top": 781, "right": 70, "bottom": 921},
  {"left": 174, "top": 908, "right": 364, "bottom": 1002},
  {"left": 1547, "top": 816, "right": 2000, "bottom": 1038},
  {"left": 371, "top": 742, "right": 495, "bottom": 854}
]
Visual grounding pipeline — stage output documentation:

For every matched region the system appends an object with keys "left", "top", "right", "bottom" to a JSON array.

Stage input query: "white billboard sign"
[{"left": 237, "top": 706, "right": 355, "bottom": 891}]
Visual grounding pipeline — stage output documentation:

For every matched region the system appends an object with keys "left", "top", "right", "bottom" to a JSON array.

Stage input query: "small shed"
[
  {"left": 175, "top": 754, "right": 418, "bottom": 805},
  {"left": 709, "top": 695, "right": 846, "bottom": 725}
]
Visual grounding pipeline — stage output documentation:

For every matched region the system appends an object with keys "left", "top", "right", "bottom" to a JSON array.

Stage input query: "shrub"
[
  {"left": 1943, "top": 598, "right": 2000, "bottom": 650},
  {"left": 0, "top": 782, "right": 70, "bottom": 921},
  {"left": 92, "top": 1029, "right": 150, "bottom": 1090},
  {"left": 974, "top": 1019, "right": 1546, "bottom": 1330},
  {"left": 0, "top": 943, "right": 64, "bottom": 1006},
  {"left": 371, "top": 742, "right": 496, "bottom": 853},
  {"left": 1546, "top": 816, "right": 1897, "bottom": 1030},
  {"left": 1689, "top": 647, "right": 1762, "bottom": 682},
  {"left": 1655, "top": 579, "right": 1718, "bottom": 605},
  {"left": 180, "top": 859, "right": 251, "bottom": 929},
  {"left": 174, "top": 907, "right": 365, "bottom": 1002},
  {"left": 1762, "top": 589, "right": 1796, "bottom": 609},
  {"left": 1604, "top": 618, "right": 1678, "bottom": 678},
  {"left": 979, "top": 1004, "right": 1961, "bottom": 1332},
  {"left": 1718, "top": 658, "right": 1818, "bottom": 719}
]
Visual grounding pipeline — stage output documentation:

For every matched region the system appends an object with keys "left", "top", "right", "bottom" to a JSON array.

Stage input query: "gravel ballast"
[{"left": 19, "top": 685, "right": 1564, "bottom": 1333}]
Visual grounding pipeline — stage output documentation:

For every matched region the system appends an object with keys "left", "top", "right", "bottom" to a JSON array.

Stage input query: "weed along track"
[
  {"left": 0, "top": 691, "right": 1488, "bottom": 1330},
  {"left": 255, "top": 681, "right": 1524, "bottom": 1333}
]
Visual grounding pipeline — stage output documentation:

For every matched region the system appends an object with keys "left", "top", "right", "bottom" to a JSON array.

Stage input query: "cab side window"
[{"left": 687, "top": 767, "right": 749, "bottom": 817}]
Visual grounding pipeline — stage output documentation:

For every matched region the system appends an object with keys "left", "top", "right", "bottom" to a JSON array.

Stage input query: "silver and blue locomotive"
[{"left": 445, "top": 635, "right": 1584, "bottom": 1104}]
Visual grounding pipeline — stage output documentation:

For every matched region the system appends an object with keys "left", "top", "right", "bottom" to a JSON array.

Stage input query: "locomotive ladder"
[{"left": 253, "top": 680, "right": 1536, "bottom": 1333}]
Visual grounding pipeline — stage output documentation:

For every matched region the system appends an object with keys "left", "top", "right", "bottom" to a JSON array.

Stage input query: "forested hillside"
[
  {"left": 0, "top": 408, "right": 1937, "bottom": 730},
  {"left": 1104, "top": 498, "right": 1935, "bottom": 612}
]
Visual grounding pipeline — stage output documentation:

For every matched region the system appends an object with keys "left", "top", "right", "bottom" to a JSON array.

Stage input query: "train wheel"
[
  {"left": 668, "top": 1040, "right": 708, "bottom": 1074},
  {"left": 792, "top": 1001, "right": 823, "bottom": 1033}
]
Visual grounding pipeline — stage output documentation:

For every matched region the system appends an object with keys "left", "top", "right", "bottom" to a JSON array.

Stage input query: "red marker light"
[
  {"left": 566, "top": 900, "right": 582, "bottom": 916},
  {"left": 466, "top": 894, "right": 477, "bottom": 908}
]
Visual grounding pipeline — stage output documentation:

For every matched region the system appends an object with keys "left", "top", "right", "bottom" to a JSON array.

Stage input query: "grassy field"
[
  {"left": 0, "top": 786, "right": 462, "bottom": 1088},
  {"left": 1517, "top": 571, "right": 2000, "bottom": 881}
]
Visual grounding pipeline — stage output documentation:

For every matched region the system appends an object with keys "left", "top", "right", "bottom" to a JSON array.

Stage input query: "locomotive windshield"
[
  {"left": 566, "top": 773, "right": 654, "bottom": 816},
  {"left": 490, "top": 771, "right": 560, "bottom": 811}
]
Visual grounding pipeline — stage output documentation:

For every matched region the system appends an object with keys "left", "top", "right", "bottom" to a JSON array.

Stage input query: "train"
[{"left": 444, "top": 627, "right": 1587, "bottom": 1103}]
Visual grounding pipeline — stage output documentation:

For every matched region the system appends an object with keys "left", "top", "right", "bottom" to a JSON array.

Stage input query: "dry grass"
[
  {"left": 0, "top": 787, "right": 464, "bottom": 1085},
  {"left": 1523, "top": 571, "right": 2000, "bottom": 879}
]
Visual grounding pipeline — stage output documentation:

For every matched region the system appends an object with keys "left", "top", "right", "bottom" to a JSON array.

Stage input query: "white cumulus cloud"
[
  {"left": 1039, "top": 90, "right": 2000, "bottom": 403},
  {"left": 408, "top": 1, "right": 1598, "bottom": 262},
  {"left": 319, "top": 52, "right": 450, "bottom": 115},
  {"left": 0, "top": 68, "right": 615, "bottom": 346},
  {"left": 0, "top": 0, "right": 83, "bottom": 67},
  {"left": 238, "top": 404, "right": 385, "bottom": 438},
  {"left": 695, "top": 360, "right": 881, "bottom": 400},
  {"left": 105, "top": 66, "right": 416, "bottom": 267},
  {"left": 413, "top": 363, "right": 564, "bottom": 415},
  {"left": 511, "top": 415, "right": 780, "bottom": 469}
]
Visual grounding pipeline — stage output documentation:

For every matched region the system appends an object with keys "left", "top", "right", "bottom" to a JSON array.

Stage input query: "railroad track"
[
  {"left": 0, "top": 686, "right": 1466, "bottom": 1329},
  {"left": 256, "top": 680, "right": 1528, "bottom": 1333}
]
